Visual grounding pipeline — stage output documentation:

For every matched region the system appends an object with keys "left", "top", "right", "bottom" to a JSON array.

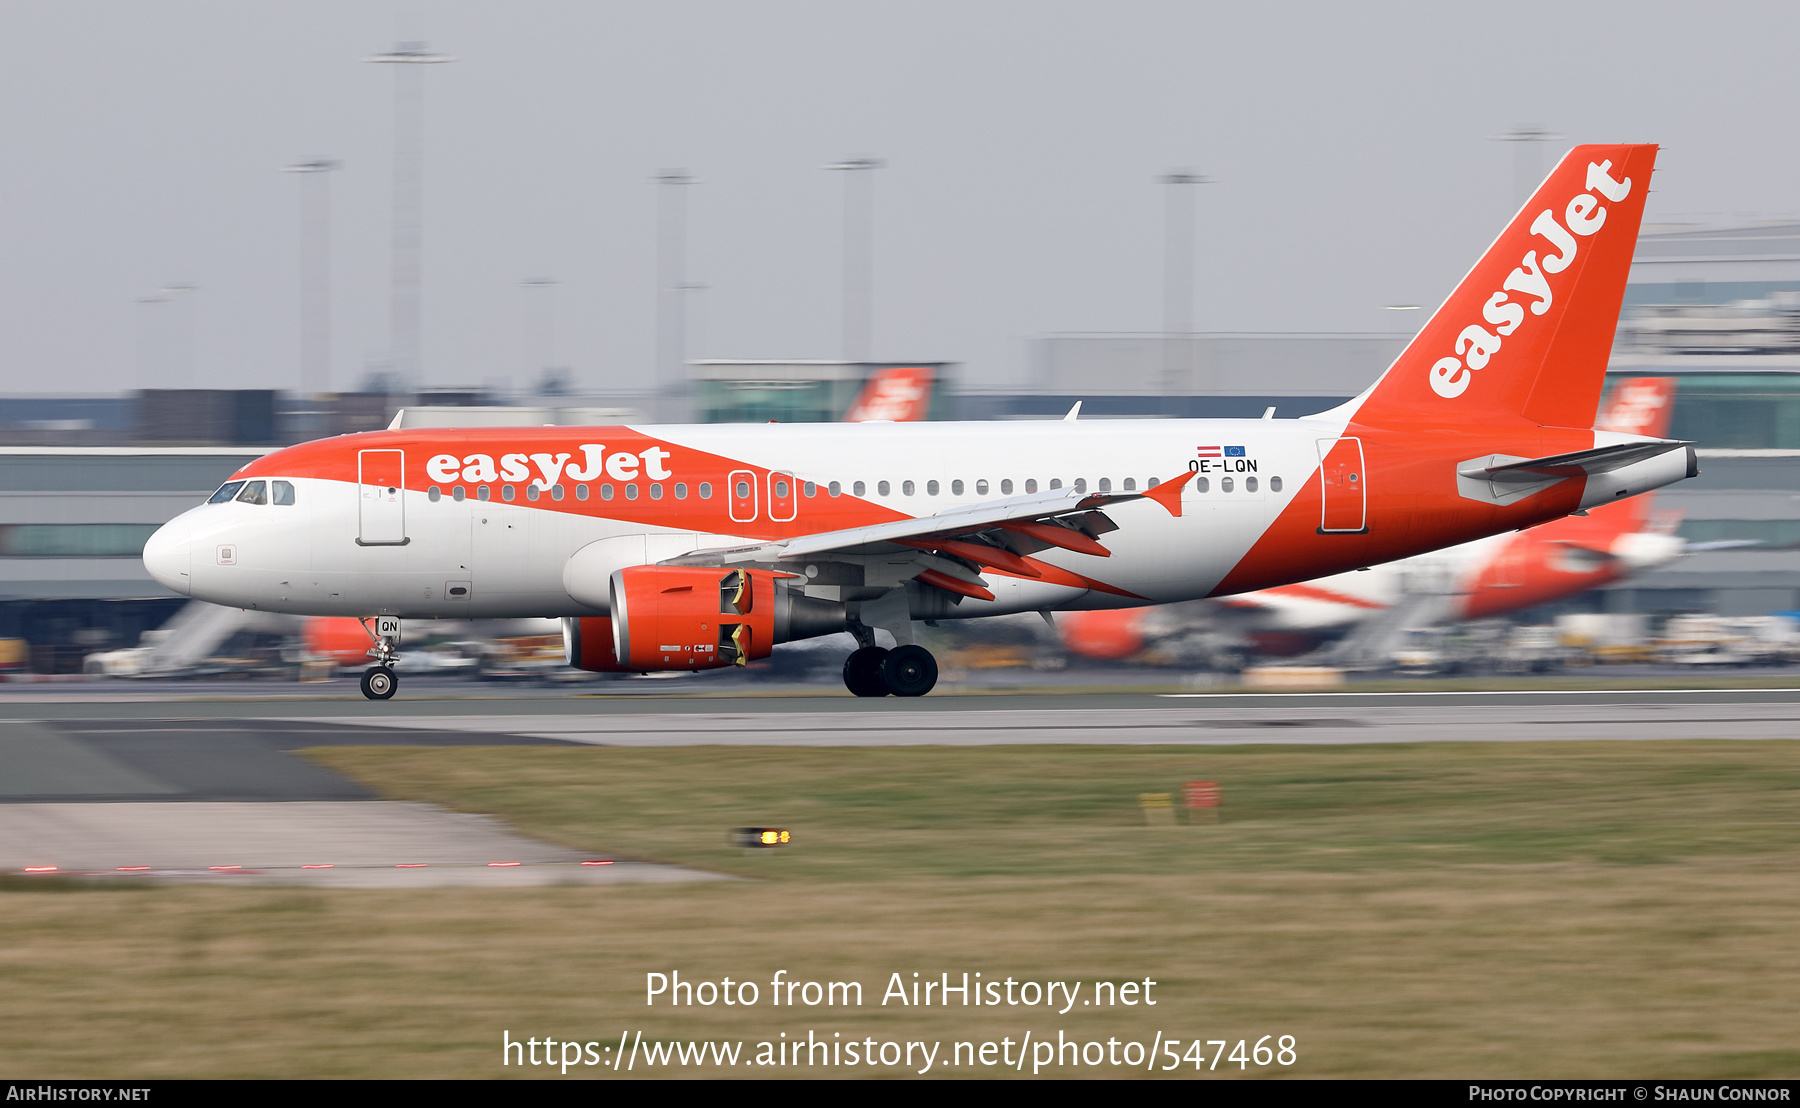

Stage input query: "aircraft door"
[
  {"left": 358, "top": 449, "right": 408, "bottom": 546},
  {"left": 768, "top": 472, "right": 797, "bottom": 522},
  {"left": 728, "top": 470, "right": 758, "bottom": 523},
  {"left": 1316, "top": 437, "right": 1367, "bottom": 534}
]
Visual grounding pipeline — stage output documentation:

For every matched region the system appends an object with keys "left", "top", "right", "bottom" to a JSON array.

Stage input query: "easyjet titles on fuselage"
[{"left": 425, "top": 445, "right": 674, "bottom": 489}]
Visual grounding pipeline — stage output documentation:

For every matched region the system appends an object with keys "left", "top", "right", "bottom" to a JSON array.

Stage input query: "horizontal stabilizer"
[{"left": 1459, "top": 439, "right": 1690, "bottom": 483}]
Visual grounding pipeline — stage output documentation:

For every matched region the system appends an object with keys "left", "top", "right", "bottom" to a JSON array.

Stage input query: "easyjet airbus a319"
[{"left": 143, "top": 144, "right": 1695, "bottom": 699}]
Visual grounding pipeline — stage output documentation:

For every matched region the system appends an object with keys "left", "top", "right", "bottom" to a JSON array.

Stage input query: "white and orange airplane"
[
  {"left": 293, "top": 364, "right": 943, "bottom": 668},
  {"left": 143, "top": 144, "right": 1695, "bottom": 699},
  {"left": 1059, "top": 376, "right": 1690, "bottom": 663}
]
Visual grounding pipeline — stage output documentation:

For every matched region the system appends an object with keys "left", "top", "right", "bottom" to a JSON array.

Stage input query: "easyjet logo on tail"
[{"left": 1429, "top": 161, "right": 1633, "bottom": 399}]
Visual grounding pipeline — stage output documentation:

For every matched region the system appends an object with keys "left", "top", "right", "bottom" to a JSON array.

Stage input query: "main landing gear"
[
  {"left": 842, "top": 644, "right": 938, "bottom": 698},
  {"left": 360, "top": 620, "right": 400, "bottom": 701}
]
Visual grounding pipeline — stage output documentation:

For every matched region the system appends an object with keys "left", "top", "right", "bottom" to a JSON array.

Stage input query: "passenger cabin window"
[
  {"left": 1001, "top": 479, "right": 1013, "bottom": 494},
  {"left": 1221, "top": 476, "right": 1234, "bottom": 493},
  {"left": 1123, "top": 478, "right": 1136, "bottom": 491},
  {"left": 1097, "top": 478, "right": 1110, "bottom": 493},
  {"left": 1024, "top": 479, "right": 1036, "bottom": 493},
  {"left": 1270, "top": 476, "right": 1283, "bottom": 493},
  {"left": 829, "top": 481, "right": 842, "bottom": 497},
  {"left": 1073, "top": 478, "right": 1086, "bottom": 493},
  {"left": 1246, "top": 476, "right": 1258, "bottom": 493},
  {"left": 428, "top": 486, "right": 441, "bottom": 503},
  {"left": 854, "top": 481, "right": 866, "bottom": 497},
  {"left": 576, "top": 484, "right": 589, "bottom": 501},
  {"left": 877, "top": 481, "right": 890, "bottom": 496},
  {"left": 926, "top": 480, "right": 939, "bottom": 496},
  {"left": 236, "top": 480, "right": 268, "bottom": 505},
  {"left": 1195, "top": 476, "right": 1209, "bottom": 492},
  {"left": 698, "top": 482, "right": 713, "bottom": 499},
  {"left": 674, "top": 483, "right": 688, "bottom": 499},
  {"left": 976, "top": 479, "right": 988, "bottom": 495},
  {"left": 453, "top": 486, "right": 466, "bottom": 502},
  {"left": 902, "top": 480, "right": 915, "bottom": 496},
  {"left": 803, "top": 481, "right": 816, "bottom": 497},
  {"left": 209, "top": 481, "right": 246, "bottom": 504},
  {"left": 1049, "top": 479, "right": 1062, "bottom": 490}
]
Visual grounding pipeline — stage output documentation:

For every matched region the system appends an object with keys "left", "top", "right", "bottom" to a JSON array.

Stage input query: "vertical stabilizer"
[{"left": 1348, "top": 144, "right": 1658, "bottom": 432}]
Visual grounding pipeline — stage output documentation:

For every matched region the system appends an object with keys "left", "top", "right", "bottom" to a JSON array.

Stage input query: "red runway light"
[
  {"left": 23, "top": 866, "right": 57, "bottom": 873},
  {"left": 300, "top": 864, "right": 334, "bottom": 869},
  {"left": 116, "top": 867, "right": 151, "bottom": 872},
  {"left": 487, "top": 862, "right": 521, "bottom": 867},
  {"left": 208, "top": 865, "right": 242, "bottom": 871},
  {"left": 395, "top": 863, "right": 427, "bottom": 868},
  {"left": 580, "top": 860, "right": 615, "bottom": 865}
]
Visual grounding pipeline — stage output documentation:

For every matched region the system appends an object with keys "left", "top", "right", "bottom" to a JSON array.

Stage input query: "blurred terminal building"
[{"left": 3, "top": 222, "right": 1800, "bottom": 668}]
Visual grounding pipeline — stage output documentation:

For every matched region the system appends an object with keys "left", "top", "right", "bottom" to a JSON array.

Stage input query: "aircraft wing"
[{"left": 671, "top": 474, "right": 1189, "bottom": 567}]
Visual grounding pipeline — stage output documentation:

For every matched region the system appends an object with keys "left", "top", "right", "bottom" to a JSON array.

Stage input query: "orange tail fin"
[{"left": 1347, "top": 144, "right": 1658, "bottom": 432}]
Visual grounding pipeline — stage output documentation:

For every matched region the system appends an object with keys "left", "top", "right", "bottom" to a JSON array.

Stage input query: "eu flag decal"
[{"left": 1224, "top": 446, "right": 1246, "bottom": 457}]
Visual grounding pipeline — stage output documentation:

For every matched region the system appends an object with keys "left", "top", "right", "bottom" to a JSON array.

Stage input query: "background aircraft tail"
[
  {"left": 844, "top": 365, "right": 935, "bottom": 422},
  {"left": 1592, "top": 375, "right": 1678, "bottom": 528},
  {"left": 1346, "top": 143, "right": 1658, "bottom": 433}
]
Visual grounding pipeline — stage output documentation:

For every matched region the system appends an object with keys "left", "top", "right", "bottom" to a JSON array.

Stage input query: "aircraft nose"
[{"left": 142, "top": 518, "right": 191, "bottom": 596}]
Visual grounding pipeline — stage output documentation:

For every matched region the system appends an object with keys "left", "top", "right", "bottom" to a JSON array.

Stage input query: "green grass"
[
  {"left": 2, "top": 740, "right": 1799, "bottom": 1078},
  {"left": 304, "top": 741, "right": 1800, "bottom": 880}
]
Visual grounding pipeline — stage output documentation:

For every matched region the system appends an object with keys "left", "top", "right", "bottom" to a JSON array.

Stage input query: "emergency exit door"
[
  {"left": 1316, "top": 437, "right": 1367, "bottom": 534},
  {"left": 358, "top": 449, "right": 408, "bottom": 546}
]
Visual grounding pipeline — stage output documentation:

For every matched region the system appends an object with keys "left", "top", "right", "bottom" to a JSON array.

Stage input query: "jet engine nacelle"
[
  {"left": 562, "top": 615, "right": 632, "bottom": 673},
  {"left": 607, "top": 565, "right": 845, "bottom": 671}
]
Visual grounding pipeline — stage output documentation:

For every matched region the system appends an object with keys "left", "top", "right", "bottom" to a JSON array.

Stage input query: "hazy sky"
[{"left": 2, "top": 1, "right": 1798, "bottom": 396}]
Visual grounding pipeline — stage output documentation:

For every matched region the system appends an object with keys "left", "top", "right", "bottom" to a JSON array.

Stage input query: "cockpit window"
[
  {"left": 235, "top": 480, "right": 268, "bottom": 505},
  {"left": 272, "top": 480, "right": 295, "bottom": 506},
  {"left": 208, "top": 481, "right": 246, "bottom": 504}
]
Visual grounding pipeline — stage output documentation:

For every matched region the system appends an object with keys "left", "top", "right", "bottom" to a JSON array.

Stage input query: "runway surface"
[{"left": 3, "top": 684, "right": 1796, "bottom": 884}]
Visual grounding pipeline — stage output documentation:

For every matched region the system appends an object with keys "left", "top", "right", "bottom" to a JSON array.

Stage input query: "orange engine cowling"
[
  {"left": 610, "top": 566, "right": 841, "bottom": 671},
  {"left": 562, "top": 616, "right": 632, "bottom": 673}
]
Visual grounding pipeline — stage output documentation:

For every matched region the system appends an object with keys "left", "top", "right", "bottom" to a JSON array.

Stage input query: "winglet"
[
  {"left": 387, "top": 409, "right": 406, "bottom": 431},
  {"left": 1141, "top": 470, "right": 1191, "bottom": 518},
  {"left": 1063, "top": 401, "right": 1082, "bottom": 421}
]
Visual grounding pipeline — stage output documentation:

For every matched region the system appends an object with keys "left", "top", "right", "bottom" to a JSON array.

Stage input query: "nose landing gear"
[
  {"left": 842, "top": 644, "right": 938, "bottom": 697},
  {"left": 360, "top": 618, "right": 400, "bottom": 700},
  {"left": 360, "top": 665, "right": 398, "bottom": 700}
]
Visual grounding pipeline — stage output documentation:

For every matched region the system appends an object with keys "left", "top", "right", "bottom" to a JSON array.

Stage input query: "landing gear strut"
[{"left": 842, "top": 644, "right": 938, "bottom": 697}]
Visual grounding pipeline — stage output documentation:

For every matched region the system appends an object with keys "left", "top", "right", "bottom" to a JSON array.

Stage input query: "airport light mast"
[
  {"left": 826, "top": 157, "right": 884, "bottom": 365},
  {"left": 656, "top": 169, "right": 695, "bottom": 418},
  {"left": 364, "top": 42, "right": 454, "bottom": 395},
  {"left": 1160, "top": 169, "right": 1212, "bottom": 408},
  {"left": 281, "top": 158, "right": 340, "bottom": 396}
]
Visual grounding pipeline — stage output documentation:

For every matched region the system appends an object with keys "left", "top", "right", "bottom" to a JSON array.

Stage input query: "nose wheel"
[
  {"left": 360, "top": 666, "right": 398, "bottom": 700},
  {"left": 842, "top": 644, "right": 938, "bottom": 697}
]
